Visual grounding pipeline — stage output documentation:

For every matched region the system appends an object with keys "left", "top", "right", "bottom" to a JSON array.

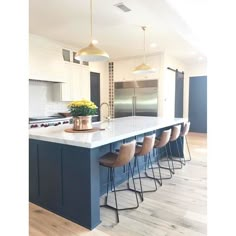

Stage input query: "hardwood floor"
[{"left": 29, "top": 132, "right": 207, "bottom": 236}]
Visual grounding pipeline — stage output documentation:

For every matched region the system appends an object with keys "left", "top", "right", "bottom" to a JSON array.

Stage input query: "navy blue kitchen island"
[{"left": 29, "top": 116, "right": 186, "bottom": 229}]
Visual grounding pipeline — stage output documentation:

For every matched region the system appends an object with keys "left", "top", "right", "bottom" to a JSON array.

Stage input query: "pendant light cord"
[
  {"left": 142, "top": 26, "right": 146, "bottom": 64},
  {"left": 90, "top": 0, "right": 93, "bottom": 42}
]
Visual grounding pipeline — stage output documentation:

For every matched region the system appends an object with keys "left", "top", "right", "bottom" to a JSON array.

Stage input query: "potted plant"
[{"left": 68, "top": 99, "right": 98, "bottom": 130}]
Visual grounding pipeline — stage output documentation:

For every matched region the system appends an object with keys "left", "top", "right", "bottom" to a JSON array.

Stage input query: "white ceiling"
[{"left": 29, "top": 0, "right": 207, "bottom": 64}]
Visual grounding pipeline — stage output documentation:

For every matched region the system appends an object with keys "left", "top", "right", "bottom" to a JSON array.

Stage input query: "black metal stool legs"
[
  {"left": 156, "top": 145, "right": 175, "bottom": 175},
  {"left": 129, "top": 156, "right": 144, "bottom": 201},
  {"left": 180, "top": 136, "right": 192, "bottom": 162},
  {"left": 147, "top": 146, "right": 172, "bottom": 181},
  {"left": 104, "top": 167, "right": 110, "bottom": 205},
  {"left": 101, "top": 163, "right": 139, "bottom": 223},
  {"left": 129, "top": 153, "right": 158, "bottom": 201},
  {"left": 177, "top": 138, "right": 186, "bottom": 165},
  {"left": 146, "top": 152, "right": 161, "bottom": 186},
  {"left": 111, "top": 168, "right": 119, "bottom": 222},
  {"left": 167, "top": 141, "right": 183, "bottom": 171},
  {"left": 144, "top": 151, "right": 162, "bottom": 186}
]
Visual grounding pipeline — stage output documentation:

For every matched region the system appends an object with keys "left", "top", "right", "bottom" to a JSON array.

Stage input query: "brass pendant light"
[
  {"left": 75, "top": 0, "right": 109, "bottom": 62},
  {"left": 133, "top": 26, "right": 155, "bottom": 74}
]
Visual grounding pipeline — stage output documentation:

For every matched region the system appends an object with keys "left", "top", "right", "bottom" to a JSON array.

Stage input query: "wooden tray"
[{"left": 64, "top": 127, "right": 105, "bottom": 133}]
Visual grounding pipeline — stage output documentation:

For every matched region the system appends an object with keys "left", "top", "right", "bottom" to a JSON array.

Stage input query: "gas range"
[{"left": 29, "top": 115, "right": 73, "bottom": 129}]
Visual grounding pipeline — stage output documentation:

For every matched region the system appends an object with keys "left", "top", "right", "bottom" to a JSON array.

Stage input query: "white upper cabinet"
[
  {"left": 79, "top": 65, "right": 90, "bottom": 99},
  {"left": 29, "top": 34, "right": 67, "bottom": 82},
  {"left": 55, "top": 62, "right": 90, "bottom": 101}
]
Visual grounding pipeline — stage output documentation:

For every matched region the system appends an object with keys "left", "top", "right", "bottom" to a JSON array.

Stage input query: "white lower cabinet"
[{"left": 54, "top": 62, "right": 90, "bottom": 101}]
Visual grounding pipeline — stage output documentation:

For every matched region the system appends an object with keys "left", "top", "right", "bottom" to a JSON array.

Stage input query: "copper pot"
[{"left": 73, "top": 116, "right": 92, "bottom": 130}]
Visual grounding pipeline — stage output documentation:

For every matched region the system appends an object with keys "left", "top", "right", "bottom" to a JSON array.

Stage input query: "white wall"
[{"left": 186, "top": 62, "right": 207, "bottom": 76}]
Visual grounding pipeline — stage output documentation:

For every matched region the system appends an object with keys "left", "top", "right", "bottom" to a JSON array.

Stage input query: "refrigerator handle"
[
  {"left": 132, "top": 96, "right": 134, "bottom": 116},
  {"left": 133, "top": 96, "right": 136, "bottom": 116}
]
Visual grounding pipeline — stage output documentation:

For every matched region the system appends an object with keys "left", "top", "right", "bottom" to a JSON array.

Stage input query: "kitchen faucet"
[{"left": 100, "top": 102, "right": 111, "bottom": 121}]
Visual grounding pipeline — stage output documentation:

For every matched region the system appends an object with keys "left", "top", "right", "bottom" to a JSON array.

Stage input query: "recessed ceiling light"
[
  {"left": 150, "top": 43, "right": 157, "bottom": 48},
  {"left": 92, "top": 39, "right": 98, "bottom": 45},
  {"left": 198, "top": 56, "right": 204, "bottom": 61}
]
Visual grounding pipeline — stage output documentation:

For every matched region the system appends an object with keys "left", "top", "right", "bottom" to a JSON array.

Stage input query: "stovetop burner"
[{"left": 29, "top": 115, "right": 73, "bottom": 128}]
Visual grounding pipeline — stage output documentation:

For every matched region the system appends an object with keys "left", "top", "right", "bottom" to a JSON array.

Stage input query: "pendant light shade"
[
  {"left": 75, "top": 0, "right": 109, "bottom": 62},
  {"left": 133, "top": 63, "right": 156, "bottom": 74},
  {"left": 76, "top": 43, "right": 109, "bottom": 62},
  {"left": 133, "top": 26, "right": 155, "bottom": 74}
]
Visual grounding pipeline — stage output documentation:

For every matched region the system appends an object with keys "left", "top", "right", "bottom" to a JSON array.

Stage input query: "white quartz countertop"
[{"left": 29, "top": 116, "right": 187, "bottom": 148}]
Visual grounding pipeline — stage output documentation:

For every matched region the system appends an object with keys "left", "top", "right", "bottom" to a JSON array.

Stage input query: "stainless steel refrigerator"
[{"left": 114, "top": 80, "right": 158, "bottom": 118}]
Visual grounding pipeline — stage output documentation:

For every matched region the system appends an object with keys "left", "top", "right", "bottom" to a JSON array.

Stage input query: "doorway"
[
  {"left": 189, "top": 76, "right": 207, "bottom": 133},
  {"left": 90, "top": 72, "right": 100, "bottom": 122},
  {"left": 175, "top": 70, "right": 184, "bottom": 117}
]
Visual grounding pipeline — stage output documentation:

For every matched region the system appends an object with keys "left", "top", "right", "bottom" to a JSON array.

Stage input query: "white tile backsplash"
[{"left": 29, "top": 80, "right": 69, "bottom": 117}]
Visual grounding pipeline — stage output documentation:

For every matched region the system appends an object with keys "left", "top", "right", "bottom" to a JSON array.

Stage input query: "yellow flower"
[{"left": 67, "top": 99, "right": 98, "bottom": 116}]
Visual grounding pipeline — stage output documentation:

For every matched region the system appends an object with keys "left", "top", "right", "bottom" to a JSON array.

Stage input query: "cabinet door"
[
  {"left": 71, "top": 63, "right": 81, "bottom": 100},
  {"left": 58, "top": 63, "right": 90, "bottom": 101},
  {"left": 38, "top": 142, "right": 62, "bottom": 211},
  {"left": 59, "top": 63, "right": 73, "bottom": 101},
  {"left": 29, "top": 37, "right": 66, "bottom": 82},
  {"left": 79, "top": 66, "right": 90, "bottom": 100},
  {"left": 29, "top": 140, "right": 39, "bottom": 202},
  {"left": 71, "top": 64, "right": 90, "bottom": 100}
]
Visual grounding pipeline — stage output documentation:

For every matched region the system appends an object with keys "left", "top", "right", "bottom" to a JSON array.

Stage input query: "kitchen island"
[{"left": 29, "top": 116, "right": 186, "bottom": 229}]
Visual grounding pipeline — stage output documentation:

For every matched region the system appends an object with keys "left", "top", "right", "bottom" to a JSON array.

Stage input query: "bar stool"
[
  {"left": 180, "top": 121, "right": 192, "bottom": 162},
  {"left": 129, "top": 134, "right": 158, "bottom": 202},
  {"left": 99, "top": 140, "right": 139, "bottom": 223},
  {"left": 146, "top": 129, "right": 172, "bottom": 184},
  {"left": 167, "top": 125, "right": 183, "bottom": 172}
]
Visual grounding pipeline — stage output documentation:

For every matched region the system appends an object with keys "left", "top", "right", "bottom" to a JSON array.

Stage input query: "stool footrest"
[
  {"left": 128, "top": 186, "right": 157, "bottom": 194},
  {"left": 158, "top": 165, "right": 175, "bottom": 174},
  {"left": 171, "top": 157, "right": 186, "bottom": 165},
  {"left": 133, "top": 175, "right": 161, "bottom": 186},
  {"left": 144, "top": 172, "right": 162, "bottom": 186},
  {"left": 100, "top": 204, "right": 139, "bottom": 211},
  {"left": 111, "top": 188, "right": 136, "bottom": 193}
]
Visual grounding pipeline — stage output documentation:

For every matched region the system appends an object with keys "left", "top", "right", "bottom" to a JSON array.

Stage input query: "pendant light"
[
  {"left": 133, "top": 26, "right": 155, "bottom": 74},
  {"left": 75, "top": 0, "right": 109, "bottom": 62}
]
